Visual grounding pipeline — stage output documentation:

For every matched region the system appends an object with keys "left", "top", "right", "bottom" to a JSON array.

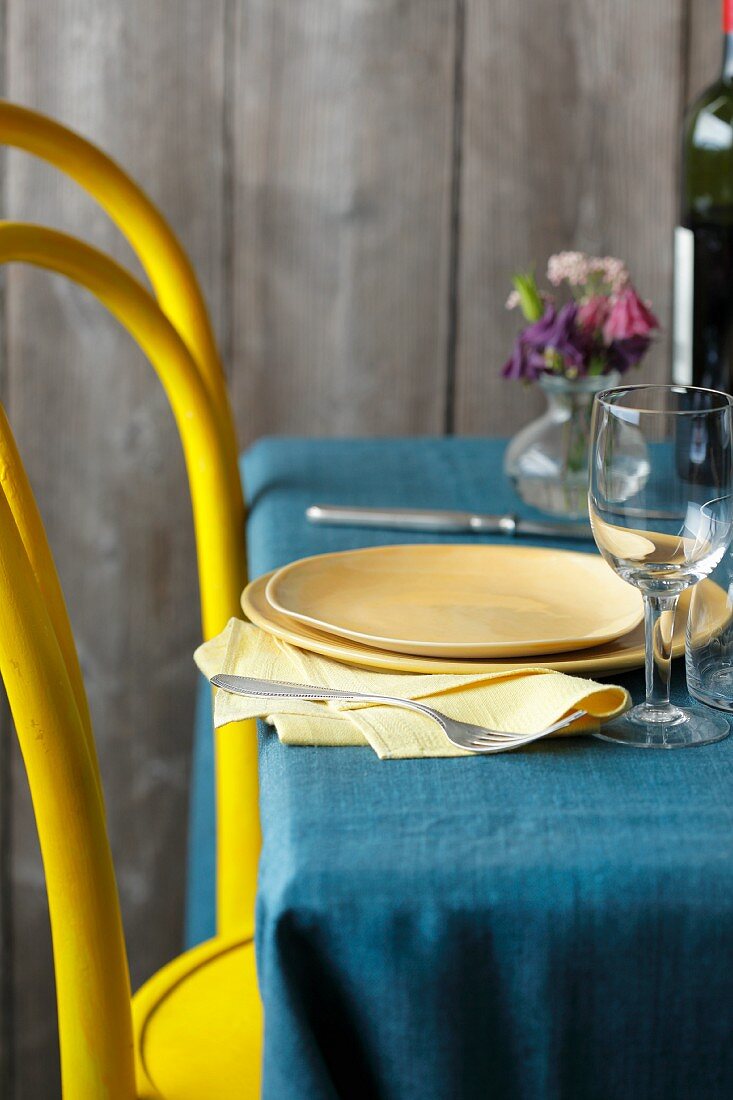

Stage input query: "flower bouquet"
[{"left": 503, "top": 252, "right": 660, "bottom": 518}]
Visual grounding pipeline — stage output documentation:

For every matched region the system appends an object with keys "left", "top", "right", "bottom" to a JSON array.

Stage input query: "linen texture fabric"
[{"left": 195, "top": 619, "right": 629, "bottom": 759}]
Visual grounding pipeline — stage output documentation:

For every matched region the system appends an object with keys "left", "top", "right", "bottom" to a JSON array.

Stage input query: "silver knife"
[{"left": 306, "top": 504, "right": 592, "bottom": 539}]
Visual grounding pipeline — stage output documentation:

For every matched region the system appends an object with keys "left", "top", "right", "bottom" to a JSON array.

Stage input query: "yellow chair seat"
[{"left": 133, "top": 934, "right": 262, "bottom": 1099}]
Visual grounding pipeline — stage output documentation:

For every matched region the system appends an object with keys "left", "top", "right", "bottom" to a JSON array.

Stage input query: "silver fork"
[{"left": 210, "top": 674, "right": 587, "bottom": 754}]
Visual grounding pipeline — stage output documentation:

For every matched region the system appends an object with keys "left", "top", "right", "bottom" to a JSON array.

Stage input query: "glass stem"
[{"left": 643, "top": 593, "right": 679, "bottom": 715}]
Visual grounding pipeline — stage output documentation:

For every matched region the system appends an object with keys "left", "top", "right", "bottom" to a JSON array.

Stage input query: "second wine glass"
[{"left": 589, "top": 384, "right": 733, "bottom": 748}]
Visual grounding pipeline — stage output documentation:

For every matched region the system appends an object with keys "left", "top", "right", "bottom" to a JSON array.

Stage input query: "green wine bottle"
[{"left": 675, "top": 0, "right": 733, "bottom": 391}]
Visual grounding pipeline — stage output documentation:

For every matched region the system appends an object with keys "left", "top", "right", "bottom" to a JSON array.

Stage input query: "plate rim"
[
  {"left": 242, "top": 570, "right": 701, "bottom": 677},
  {"left": 264, "top": 543, "right": 644, "bottom": 658}
]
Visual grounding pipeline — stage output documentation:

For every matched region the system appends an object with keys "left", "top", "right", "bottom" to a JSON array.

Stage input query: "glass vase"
[{"left": 503, "top": 372, "right": 620, "bottom": 519}]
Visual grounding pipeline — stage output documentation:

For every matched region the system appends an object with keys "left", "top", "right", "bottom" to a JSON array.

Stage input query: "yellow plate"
[
  {"left": 265, "top": 544, "right": 644, "bottom": 658},
  {"left": 242, "top": 573, "right": 721, "bottom": 676}
]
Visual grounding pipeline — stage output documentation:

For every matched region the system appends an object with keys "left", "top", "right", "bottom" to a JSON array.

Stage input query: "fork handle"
[{"left": 210, "top": 673, "right": 440, "bottom": 720}]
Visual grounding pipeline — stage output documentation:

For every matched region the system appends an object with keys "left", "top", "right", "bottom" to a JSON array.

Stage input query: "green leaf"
[{"left": 512, "top": 272, "right": 543, "bottom": 322}]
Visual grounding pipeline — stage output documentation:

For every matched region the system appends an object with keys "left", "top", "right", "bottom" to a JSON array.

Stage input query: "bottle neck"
[
  {"left": 723, "top": 33, "right": 733, "bottom": 81},
  {"left": 724, "top": 0, "right": 733, "bottom": 75}
]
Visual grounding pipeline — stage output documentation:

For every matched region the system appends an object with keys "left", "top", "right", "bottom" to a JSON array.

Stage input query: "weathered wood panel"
[
  {"left": 4, "top": 1, "right": 227, "bottom": 1094},
  {"left": 229, "top": 0, "right": 457, "bottom": 441},
  {"left": 453, "top": 0, "right": 687, "bottom": 435},
  {"left": 688, "top": 0, "right": 723, "bottom": 99}
]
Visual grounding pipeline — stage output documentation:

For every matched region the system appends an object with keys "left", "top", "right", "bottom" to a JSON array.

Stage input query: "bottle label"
[{"left": 673, "top": 226, "right": 694, "bottom": 385}]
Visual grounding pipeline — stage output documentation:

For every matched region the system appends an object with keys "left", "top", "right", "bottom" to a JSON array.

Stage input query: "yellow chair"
[
  {"left": 0, "top": 101, "right": 258, "bottom": 934},
  {"left": 0, "top": 229, "right": 262, "bottom": 1097}
]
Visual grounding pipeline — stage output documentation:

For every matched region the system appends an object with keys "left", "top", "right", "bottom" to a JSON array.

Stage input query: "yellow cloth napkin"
[{"left": 194, "top": 619, "right": 631, "bottom": 759}]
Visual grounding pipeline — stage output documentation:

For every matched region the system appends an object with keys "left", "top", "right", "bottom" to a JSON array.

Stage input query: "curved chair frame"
[
  {"left": 0, "top": 398, "right": 95, "bottom": 768},
  {"left": 0, "top": 100, "right": 236, "bottom": 462},
  {"left": 0, "top": 222, "right": 260, "bottom": 933},
  {"left": 0, "top": 400, "right": 263, "bottom": 1098},
  {"left": 0, "top": 438, "right": 136, "bottom": 1095},
  {"left": 0, "top": 101, "right": 258, "bottom": 933}
]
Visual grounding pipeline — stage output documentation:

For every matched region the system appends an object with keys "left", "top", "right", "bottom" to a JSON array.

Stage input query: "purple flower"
[
  {"left": 607, "top": 335, "right": 651, "bottom": 374},
  {"left": 501, "top": 304, "right": 591, "bottom": 380}
]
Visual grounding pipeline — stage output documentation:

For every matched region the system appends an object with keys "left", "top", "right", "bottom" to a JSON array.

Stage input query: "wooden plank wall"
[
  {"left": 0, "top": 0, "right": 721, "bottom": 1092},
  {"left": 455, "top": 0, "right": 688, "bottom": 433}
]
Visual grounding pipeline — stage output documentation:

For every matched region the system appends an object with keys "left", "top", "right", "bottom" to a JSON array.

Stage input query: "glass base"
[
  {"left": 593, "top": 702, "right": 730, "bottom": 749},
  {"left": 688, "top": 662, "right": 733, "bottom": 713}
]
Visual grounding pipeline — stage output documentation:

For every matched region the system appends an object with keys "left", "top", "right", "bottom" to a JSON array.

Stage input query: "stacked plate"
[{"left": 241, "top": 543, "right": 720, "bottom": 676}]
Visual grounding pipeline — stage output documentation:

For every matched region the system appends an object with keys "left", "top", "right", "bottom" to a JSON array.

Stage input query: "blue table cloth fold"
[{"left": 186, "top": 437, "right": 733, "bottom": 1100}]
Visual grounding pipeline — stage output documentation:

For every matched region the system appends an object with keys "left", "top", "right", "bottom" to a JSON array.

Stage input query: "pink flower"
[
  {"left": 547, "top": 252, "right": 590, "bottom": 287},
  {"left": 597, "top": 256, "right": 629, "bottom": 292},
  {"left": 577, "top": 295, "right": 610, "bottom": 334},
  {"left": 602, "top": 286, "right": 660, "bottom": 344}
]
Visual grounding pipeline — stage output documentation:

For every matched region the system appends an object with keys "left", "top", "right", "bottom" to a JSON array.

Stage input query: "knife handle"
[{"left": 306, "top": 504, "right": 481, "bottom": 533}]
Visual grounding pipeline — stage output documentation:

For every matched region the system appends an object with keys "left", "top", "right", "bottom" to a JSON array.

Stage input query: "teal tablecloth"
[{"left": 186, "top": 438, "right": 733, "bottom": 1100}]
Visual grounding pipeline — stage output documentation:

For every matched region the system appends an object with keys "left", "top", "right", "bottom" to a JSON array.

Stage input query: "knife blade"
[{"left": 306, "top": 504, "right": 592, "bottom": 540}]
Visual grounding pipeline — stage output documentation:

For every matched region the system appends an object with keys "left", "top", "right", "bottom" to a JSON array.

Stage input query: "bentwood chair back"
[
  {"left": 0, "top": 247, "right": 262, "bottom": 1098},
  {"left": 0, "top": 101, "right": 258, "bottom": 934}
]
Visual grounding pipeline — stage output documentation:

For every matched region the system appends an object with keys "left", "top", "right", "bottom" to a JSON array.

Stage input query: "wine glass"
[{"left": 589, "top": 384, "right": 733, "bottom": 748}]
